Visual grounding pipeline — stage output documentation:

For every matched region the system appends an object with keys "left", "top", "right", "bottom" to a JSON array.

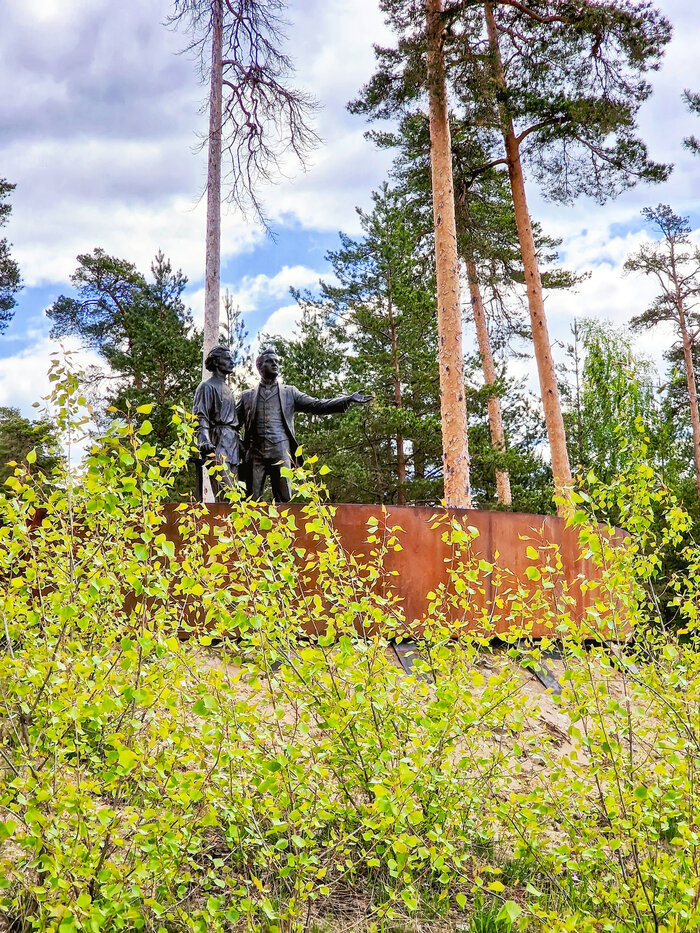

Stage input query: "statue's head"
[
  {"left": 205, "top": 345, "right": 235, "bottom": 374},
  {"left": 256, "top": 348, "right": 280, "bottom": 381}
]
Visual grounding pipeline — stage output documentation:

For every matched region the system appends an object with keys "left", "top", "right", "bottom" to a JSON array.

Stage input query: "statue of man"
[
  {"left": 236, "top": 348, "right": 373, "bottom": 502},
  {"left": 193, "top": 346, "right": 240, "bottom": 494}
]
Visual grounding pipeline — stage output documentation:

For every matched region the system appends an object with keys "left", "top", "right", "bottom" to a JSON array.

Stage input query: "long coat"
[
  {"left": 192, "top": 375, "right": 240, "bottom": 465},
  {"left": 236, "top": 383, "right": 353, "bottom": 466}
]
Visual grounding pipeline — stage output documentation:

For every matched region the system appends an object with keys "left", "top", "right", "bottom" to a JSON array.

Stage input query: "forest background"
[
  {"left": 1, "top": 0, "right": 699, "bottom": 514},
  {"left": 7, "top": 2, "right": 700, "bottom": 930}
]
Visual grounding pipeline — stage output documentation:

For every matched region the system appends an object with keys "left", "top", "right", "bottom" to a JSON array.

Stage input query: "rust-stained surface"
[{"left": 162, "top": 503, "right": 629, "bottom": 640}]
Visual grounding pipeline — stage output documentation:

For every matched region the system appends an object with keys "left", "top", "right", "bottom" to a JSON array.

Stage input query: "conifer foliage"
[
  {"left": 47, "top": 249, "right": 201, "bottom": 447},
  {"left": 0, "top": 179, "right": 21, "bottom": 334},
  {"left": 352, "top": 0, "right": 671, "bottom": 504},
  {"left": 626, "top": 205, "right": 700, "bottom": 506}
]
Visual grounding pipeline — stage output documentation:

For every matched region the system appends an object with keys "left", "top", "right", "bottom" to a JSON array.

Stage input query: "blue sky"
[{"left": 1, "top": 0, "right": 699, "bottom": 416}]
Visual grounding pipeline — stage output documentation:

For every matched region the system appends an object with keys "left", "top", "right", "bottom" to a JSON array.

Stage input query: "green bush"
[{"left": 1, "top": 363, "right": 700, "bottom": 932}]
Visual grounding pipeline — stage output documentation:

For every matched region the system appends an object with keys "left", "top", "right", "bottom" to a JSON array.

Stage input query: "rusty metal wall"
[{"left": 162, "top": 503, "right": 627, "bottom": 639}]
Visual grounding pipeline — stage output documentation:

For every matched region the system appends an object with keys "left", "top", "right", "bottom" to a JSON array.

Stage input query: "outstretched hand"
[
  {"left": 199, "top": 443, "right": 216, "bottom": 459},
  {"left": 351, "top": 391, "right": 374, "bottom": 405}
]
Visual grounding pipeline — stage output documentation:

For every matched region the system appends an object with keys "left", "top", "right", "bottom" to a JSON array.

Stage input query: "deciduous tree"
[{"left": 561, "top": 319, "right": 657, "bottom": 484}]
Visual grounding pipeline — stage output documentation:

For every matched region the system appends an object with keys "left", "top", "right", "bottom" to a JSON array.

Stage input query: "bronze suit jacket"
[{"left": 236, "top": 382, "right": 353, "bottom": 466}]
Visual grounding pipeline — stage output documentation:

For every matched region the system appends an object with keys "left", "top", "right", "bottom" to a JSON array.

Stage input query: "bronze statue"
[
  {"left": 236, "top": 349, "right": 372, "bottom": 502},
  {"left": 193, "top": 346, "right": 240, "bottom": 494}
]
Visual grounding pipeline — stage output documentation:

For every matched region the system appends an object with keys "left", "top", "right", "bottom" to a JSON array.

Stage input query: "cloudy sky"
[{"left": 1, "top": 0, "right": 699, "bottom": 418}]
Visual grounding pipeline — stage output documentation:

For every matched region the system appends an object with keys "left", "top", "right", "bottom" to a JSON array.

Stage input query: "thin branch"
[
  {"left": 495, "top": 0, "right": 570, "bottom": 24},
  {"left": 515, "top": 115, "right": 568, "bottom": 146}
]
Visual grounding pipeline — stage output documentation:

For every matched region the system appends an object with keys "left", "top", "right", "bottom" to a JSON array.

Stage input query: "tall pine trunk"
[
  {"left": 465, "top": 256, "right": 512, "bottom": 506},
  {"left": 667, "top": 240, "right": 700, "bottom": 505},
  {"left": 425, "top": 0, "right": 471, "bottom": 508},
  {"left": 678, "top": 319, "right": 700, "bottom": 505},
  {"left": 202, "top": 0, "right": 223, "bottom": 376},
  {"left": 484, "top": 1, "right": 572, "bottom": 506},
  {"left": 386, "top": 286, "right": 407, "bottom": 505},
  {"left": 672, "top": 244, "right": 700, "bottom": 504}
]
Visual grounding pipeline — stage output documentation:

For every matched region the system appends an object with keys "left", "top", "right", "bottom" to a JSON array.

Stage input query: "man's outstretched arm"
[{"left": 292, "top": 387, "right": 374, "bottom": 415}]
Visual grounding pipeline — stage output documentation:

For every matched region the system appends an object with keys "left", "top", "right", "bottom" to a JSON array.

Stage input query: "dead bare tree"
[{"left": 169, "top": 0, "right": 319, "bottom": 370}]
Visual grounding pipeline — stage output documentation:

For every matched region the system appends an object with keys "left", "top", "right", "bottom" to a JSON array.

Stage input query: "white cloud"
[
  {"left": 12, "top": 195, "right": 262, "bottom": 289},
  {"left": 185, "top": 266, "right": 320, "bottom": 332},
  {"left": 258, "top": 304, "right": 302, "bottom": 342},
  {"left": 221, "top": 265, "right": 322, "bottom": 312},
  {"left": 0, "top": 337, "right": 101, "bottom": 419},
  {"left": 2, "top": 0, "right": 700, "bottom": 421}
]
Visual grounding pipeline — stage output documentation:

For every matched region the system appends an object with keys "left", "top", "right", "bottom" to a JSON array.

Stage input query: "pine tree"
[
  {"left": 0, "top": 179, "right": 22, "bottom": 334},
  {"left": 352, "top": 0, "right": 671, "bottom": 505},
  {"left": 261, "top": 305, "right": 383, "bottom": 502},
  {"left": 372, "top": 113, "right": 581, "bottom": 506},
  {"left": 0, "top": 407, "right": 61, "bottom": 487},
  {"left": 219, "top": 289, "right": 253, "bottom": 391},
  {"left": 320, "top": 186, "right": 441, "bottom": 505},
  {"left": 47, "top": 249, "right": 202, "bottom": 448},
  {"left": 683, "top": 89, "right": 700, "bottom": 156},
  {"left": 424, "top": 0, "right": 472, "bottom": 507},
  {"left": 625, "top": 205, "right": 700, "bottom": 506},
  {"left": 265, "top": 185, "right": 552, "bottom": 508}
]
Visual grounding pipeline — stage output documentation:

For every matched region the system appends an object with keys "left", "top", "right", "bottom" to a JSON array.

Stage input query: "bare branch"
[{"left": 170, "top": 0, "right": 320, "bottom": 228}]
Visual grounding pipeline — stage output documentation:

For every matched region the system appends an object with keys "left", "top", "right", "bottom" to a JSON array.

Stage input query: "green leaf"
[
  {"left": 118, "top": 748, "right": 137, "bottom": 770},
  {"left": 136, "top": 403, "right": 153, "bottom": 414},
  {"left": 497, "top": 901, "right": 522, "bottom": 924},
  {"left": 401, "top": 889, "right": 418, "bottom": 911},
  {"left": 139, "top": 420, "right": 153, "bottom": 435},
  {"left": 455, "top": 892, "right": 467, "bottom": 910}
]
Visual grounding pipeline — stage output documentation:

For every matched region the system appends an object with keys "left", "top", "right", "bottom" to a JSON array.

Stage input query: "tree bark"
[
  {"left": 678, "top": 321, "right": 700, "bottom": 505},
  {"left": 673, "top": 272, "right": 700, "bottom": 506},
  {"left": 202, "top": 0, "right": 223, "bottom": 377},
  {"left": 465, "top": 256, "right": 512, "bottom": 506},
  {"left": 484, "top": 1, "right": 572, "bottom": 508},
  {"left": 386, "top": 280, "right": 407, "bottom": 505},
  {"left": 425, "top": 0, "right": 472, "bottom": 508}
]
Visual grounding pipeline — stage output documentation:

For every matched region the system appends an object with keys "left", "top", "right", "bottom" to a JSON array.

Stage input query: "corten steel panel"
[{"left": 162, "top": 504, "right": 628, "bottom": 640}]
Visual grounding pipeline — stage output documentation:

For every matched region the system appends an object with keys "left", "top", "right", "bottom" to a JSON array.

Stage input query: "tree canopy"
[
  {"left": 47, "top": 249, "right": 202, "bottom": 448},
  {"left": 0, "top": 178, "right": 22, "bottom": 334}
]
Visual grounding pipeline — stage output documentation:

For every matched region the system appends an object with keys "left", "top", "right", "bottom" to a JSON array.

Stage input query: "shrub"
[{"left": 1, "top": 362, "right": 700, "bottom": 932}]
